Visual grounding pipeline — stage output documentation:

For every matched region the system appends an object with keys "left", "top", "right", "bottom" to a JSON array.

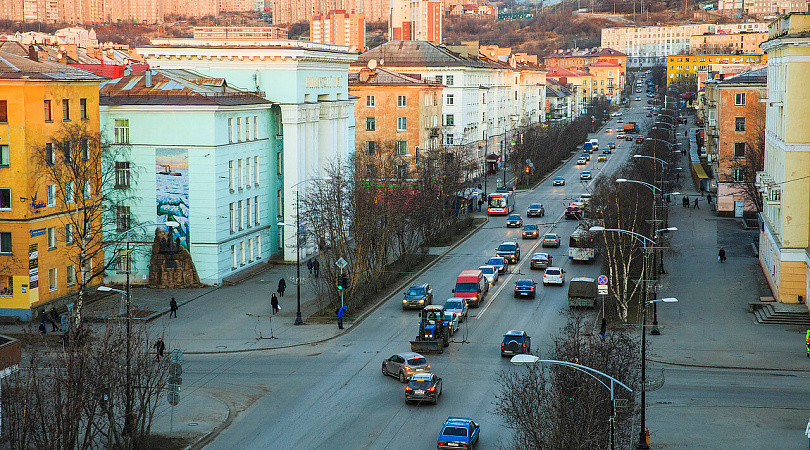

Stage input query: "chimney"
[
  {"left": 145, "top": 69, "right": 152, "bottom": 87},
  {"left": 27, "top": 45, "right": 38, "bottom": 61},
  {"left": 123, "top": 63, "right": 132, "bottom": 76}
]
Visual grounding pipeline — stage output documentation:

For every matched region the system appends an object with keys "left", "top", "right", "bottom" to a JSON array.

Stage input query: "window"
[
  {"left": 445, "top": 114, "right": 454, "bottom": 126},
  {"left": 83, "top": 180, "right": 91, "bottom": 199},
  {"left": 257, "top": 235, "right": 262, "bottom": 258},
  {"left": 735, "top": 117, "right": 745, "bottom": 132},
  {"left": 254, "top": 156, "right": 259, "bottom": 186},
  {"left": 66, "top": 264, "right": 75, "bottom": 286},
  {"left": 365, "top": 141, "right": 376, "bottom": 154},
  {"left": 245, "top": 118, "right": 250, "bottom": 141},
  {"left": 248, "top": 238, "right": 254, "bottom": 262},
  {"left": 116, "top": 206, "right": 130, "bottom": 232},
  {"left": 435, "top": 75, "right": 443, "bottom": 84},
  {"left": 446, "top": 134, "right": 454, "bottom": 145},
  {"left": 735, "top": 93, "right": 746, "bottom": 106},
  {"left": 114, "top": 119, "right": 129, "bottom": 144},
  {"left": 230, "top": 203, "right": 235, "bottom": 233},
  {"left": 115, "top": 162, "right": 130, "bottom": 188},
  {"left": 81, "top": 139, "right": 89, "bottom": 160},
  {"left": 446, "top": 75, "right": 454, "bottom": 86},
  {"left": 482, "top": 112, "right": 486, "bottom": 122},
  {"left": 397, "top": 164, "right": 408, "bottom": 178},
  {"left": 366, "top": 95, "right": 375, "bottom": 106},
  {"left": 231, "top": 245, "right": 237, "bottom": 269},
  {"left": 734, "top": 142, "right": 746, "bottom": 158},
  {"left": 116, "top": 250, "right": 130, "bottom": 274},
  {"left": 228, "top": 118, "right": 233, "bottom": 143},
  {"left": 48, "top": 268, "right": 57, "bottom": 291},
  {"left": 0, "top": 100, "right": 6, "bottom": 122},
  {"left": 277, "top": 190, "right": 283, "bottom": 218},
  {"left": 446, "top": 94, "right": 454, "bottom": 105},
  {"left": 229, "top": 161, "right": 235, "bottom": 191},
  {"left": 397, "top": 117, "right": 407, "bottom": 131},
  {"left": 397, "top": 95, "right": 406, "bottom": 107},
  {"left": 240, "top": 241, "right": 246, "bottom": 265},
  {"left": 46, "top": 184, "right": 55, "bottom": 207},
  {"left": 0, "top": 232, "right": 10, "bottom": 253},
  {"left": 62, "top": 99, "right": 70, "bottom": 121},
  {"left": 238, "top": 159, "right": 244, "bottom": 189},
  {"left": 246, "top": 157, "right": 252, "bottom": 187},
  {"left": 0, "top": 145, "right": 7, "bottom": 167},
  {"left": 396, "top": 140, "right": 407, "bottom": 156},
  {"left": 246, "top": 199, "right": 252, "bottom": 227},
  {"left": 65, "top": 224, "right": 73, "bottom": 245},
  {"left": 65, "top": 181, "right": 74, "bottom": 204},
  {"left": 237, "top": 118, "right": 242, "bottom": 142},
  {"left": 366, "top": 117, "right": 375, "bottom": 131},
  {"left": 238, "top": 200, "right": 244, "bottom": 230},
  {"left": 255, "top": 196, "right": 260, "bottom": 224},
  {"left": 733, "top": 169, "right": 746, "bottom": 182},
  {"left": 48, "top": 227, "right": 56, "bottom": 249},
  {"left": 45, "top": 143, "right": 54, "bottom": 165},
  {"left": 63, "top": 141, "right": 72, "bottom": 163},
  {"left": 253, "top": 116, "right": 258, "bottom": 140},
  {"left": 44, "top": 100, "right": 52, "bottom": 121},
  {"left": 80, "top": 98, "right": 87, "bottom": 120},
  {"left": 0, "top": 188, "right": 9, "bottom": 210},
  {"left": 276, "top": 152, "right": 282, "bottom": 175}
]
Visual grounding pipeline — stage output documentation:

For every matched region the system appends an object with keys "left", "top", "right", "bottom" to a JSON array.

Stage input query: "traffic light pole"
[{"left": 341, "top": 270, "right": 345, "bottom": 308}]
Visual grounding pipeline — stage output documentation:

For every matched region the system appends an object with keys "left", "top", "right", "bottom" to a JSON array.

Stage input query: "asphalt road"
[{"left": 188, "top": 102, "right": 653, "bottom": 449}]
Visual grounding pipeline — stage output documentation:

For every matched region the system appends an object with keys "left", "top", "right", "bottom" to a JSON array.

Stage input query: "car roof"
[
  {"left": 444, "top": 417, "right": 473, "bottom": 426},
  {"left": 504, "top": 330, "right": 525, "bottom": 336},
  {"left": 489, "top": 256, "right": 504, "bottom": 261},
  {"left": 411, "top": 373, "right": 434, "bottom": 381},
  {"left": 409, "top": 283, "right": 428, "bottom": 289},
  {"left": 546, "top": 266, "right": 562, "bottom": 271},
  {"left": 479, "top": 264, "right": 495, "bottom": 270},
  {"left": 532, "top": 252, "right": 550, "bottom": 258},
  {"left": 516, "top": 278, "right": 534, "bottom": 283},
  {"left": 582, "top": 170, "right": 591, "bottom": 173},
  {"left": 501, "top": 241, "right": 518, "bottom": 245},
  {"left": 444, "top": 298, "right": 463, "bottom": 303},
  {"left": 523, "top": 224, "right": 537, "bottom": 228},
  {"left": 529, "top": 203, "right": 542, "bottom": 206},
  {"left": 398, "top": 351, "right": 425, "bottom": 359}
]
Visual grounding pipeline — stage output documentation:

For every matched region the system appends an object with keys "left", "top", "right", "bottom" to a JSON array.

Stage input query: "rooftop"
[
  {"left": 349, "top": 67, "right": 443, "bottom": 87},
  {"left": 355, "top": 40, "right": 500, "bottom": 69},
  {"left": 718, "top": 66, "right": 767, "bottom": 84},
  {"left": 0, "top": 49, "right": 105, "bottom": 81}
]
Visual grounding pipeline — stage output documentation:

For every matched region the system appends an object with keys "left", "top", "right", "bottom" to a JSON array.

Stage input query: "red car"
[{"left": 636, "top": 136, "right": 645, "bottom": 143}]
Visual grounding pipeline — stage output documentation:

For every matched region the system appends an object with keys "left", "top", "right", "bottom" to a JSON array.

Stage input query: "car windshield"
[
  {"left": 407, "top": 357, "right": 426, "bottom": 365},
  {"left": 488, "top": 258, "right": 504, "bottom": 266},
  {"left": 445, "top": 300, "right": 463, "bottom": 309},
  {"left": 516, "top": 280, "right": 533, "bottom": 286},
  {"left": 529, "top": 204, "right": 541, "bottom": 208},
  {"left": 443, "top": 427, "right": 468, "bottom": 437},
  {"left": 455, "top": 282, "right": 478, "bottom": 293},
  {"left": 498, "top": 244, "right": 516, "bottom": 252},
  {"left": 480, "top": 267, "right": 494, "bottom": 274},
  {"left": 523, "top": 226, "right": 536, "bottom": 231},
  {"left": 508, "top": 215, "right": 520, "bottom": 220},
  {"left": 490, "top": 197, "right": 507, "bottom": 208},
  {"left": 546, "top": 269, "right": 560, "bottom": 275},
  {"left": 544, "top": 234, "right": 557, "bottom": 240},
  {"left": 407, "top": 287, "right": 425, "bottom": 296},
  {"left": 555, "top": 177, "right": 564, "bottom": 180}
]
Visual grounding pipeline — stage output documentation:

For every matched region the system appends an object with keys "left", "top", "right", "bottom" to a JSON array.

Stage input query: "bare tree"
[{"left": 724, "top": 107, "right": 765, "bottom": 213}]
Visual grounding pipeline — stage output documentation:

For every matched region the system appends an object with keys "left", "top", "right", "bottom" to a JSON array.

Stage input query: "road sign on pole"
[
  {"left": 597, "top": 275, "right": 608, "bottom": 285},
  {"left": 598, "top": 285, "right": 609, "bottom": 295},
  {"left": 335, "top": 257, "right": 347, "bottom": 270}
]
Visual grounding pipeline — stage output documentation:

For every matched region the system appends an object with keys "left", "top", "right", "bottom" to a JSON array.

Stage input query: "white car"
[
  {"left": 543, "top": 267, "right": 565, "bottom": 285},
  {"left": 443, "top": 311, "right": 460, "bottom": 336},
  {"left": 610, "top": 112, "right": 622, "bottom": 117},
  {"left": 478, "top": 265, "right": 499, "bottom": 285}
]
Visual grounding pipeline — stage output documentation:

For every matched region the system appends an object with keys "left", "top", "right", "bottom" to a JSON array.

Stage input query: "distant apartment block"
[
  {"left": 193, "top": 26, "right": 288, "bottom": 40},
  {"left": 311, "top": 10, "right": 366, "bottom": 52},
  {"left": 690, "top": 31, "right": 768, "bottom": 54},
  {"left": 601, "top": 22, "right": 769, "bottom": 67},
  {"left": 717, "top": 0, "right": 808, "bottom": 18},
  {"left": 272, "top": 0, "right": 387, "bottom": 25},
  {"left": 389, "top": 0, "right": 443, "bottom": 44},
  {"left": 448, "top": 4, "right": 497, "bottom": 15},
  {"left": 666, "top": 53, "right": 766, "bottom": 86}
]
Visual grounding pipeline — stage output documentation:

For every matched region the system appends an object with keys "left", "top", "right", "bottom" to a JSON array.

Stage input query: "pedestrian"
[
  {"left": 599, "top": 318, "right": 607, "bottom": 340},
  {"left": 477, "top": 199, "right": 483, "bottom": 212},
  {"left": 39, "top": 309, "right": 47, "bottom": 334},
  {"left": 277, "top": 278, "right": 286, "bottom": 297},
  {"left": 313, "top": 259, "right": 320, "bottom": 278},
  {"left": 154, "top": 337, "right": 165, "bottom": 360},
  {"left": 683, "top": 196, "right": 689, "bottom": 208},
  {"left": 271, "top": 293, "right": 279, "bottom": 315},
  {"left": 336, "top": 305, "right": 347, "bottom": 330},
  {"left": 718, "top": 247, "right": 726, "bottom": 263},
  {"left": 169, "top": 297, "right": 178, "bottom": 318},
  {"left": 49, "top": 306, "right": 61, "bottom": 332},
  {"left": 307, "top": 258, "right": 313, "bottom": 275},
  {"left": 676, "top": 173, "right": 680, "bottom": 183},
  {"left": 700, "top": 184, "right": 705, "bottom": 197},
  {"left": 707, "top": 193, "right": 712, "bottom": 205},
  {"left": 694, "top": 197, "right": 699, "bottom": 209}
]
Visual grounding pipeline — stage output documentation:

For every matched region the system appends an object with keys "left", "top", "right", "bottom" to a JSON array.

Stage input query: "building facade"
[
  {"left": 311, "top": 10, "right": 366, "bottom": 52},
  {"left": 689, "top": 31, "right": 768, "bottom": 55},
  {"left": 717, "top": 0, "right": 808, "bottom": 18},
  {"left": 192, "top": 27, "right": 289, "bottom": 40},
  {"left": 666, "top": 53, "right": 766, "bottom": 86},
  {"left": 0, "top": 51, "right": 105, "bottom": 319},
  {"left": 138, "top": 40, "right": 357, "bottom": 262},
  {"left": 389, "top": 0, "right": 443, "bottom": 44},
  {"left": 756, "top": 13, "right": 810, "bottom": 305}
]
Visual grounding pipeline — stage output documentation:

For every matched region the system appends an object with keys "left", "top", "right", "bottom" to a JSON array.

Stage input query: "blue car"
[{"left": 438, "top": 417, "right": 480, "bottom": 449}]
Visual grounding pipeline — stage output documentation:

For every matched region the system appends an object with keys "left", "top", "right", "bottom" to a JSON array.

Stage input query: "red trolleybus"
[{"left": 487, "top": 192, "right": 515, "bottom": 215}]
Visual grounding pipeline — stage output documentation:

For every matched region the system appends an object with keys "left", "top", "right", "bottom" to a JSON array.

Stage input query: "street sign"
[
  {"left": 170, "top": 349, "right": 183, "bottom": 364},
  {"left": 335, "top": 257, "right": 347, "bottom": 270},
  {"left": 169, "top": 376, "right": 182, "bottom": 385},
  {"left": 167, "top": 391, "right": 179, "bottom": 406},
  {"left": 597, "top": 275, "right": 608, "bottom": 285},
  {"left": 169, "top": 364, "right": 183, "bottom": 377},
  {"left": 598, "top": 285, "right": 609, "bottom": 295}
]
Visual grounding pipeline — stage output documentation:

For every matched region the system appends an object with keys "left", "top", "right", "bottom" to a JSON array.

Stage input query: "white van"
[{"left": 589, "top": 139, "right": 599, "bottom": 151}]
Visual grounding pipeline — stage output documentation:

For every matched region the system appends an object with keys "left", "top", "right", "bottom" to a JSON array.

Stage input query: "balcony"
[{"left": 766, "top": 184, "right": 782, "bottom": 205}]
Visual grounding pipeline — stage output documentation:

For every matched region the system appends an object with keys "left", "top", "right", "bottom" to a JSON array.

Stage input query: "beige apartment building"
[
  {"left": 717, "top": 0, "right": 808, "bottom": 18},
  {"left": 311, "top": 10, "right": 365, "bottom": 51},
  {"left": 756, "top": 13, "right": 810, "bottom": 305},
  {"left": 192, "top": 26, "right": 289, "bottom": 40},
  {"left": 690, "top": 32, "right": 768, "bottom": 54},
  {"left": 272, "top": 0, "right": 386, "bottom": 25}
]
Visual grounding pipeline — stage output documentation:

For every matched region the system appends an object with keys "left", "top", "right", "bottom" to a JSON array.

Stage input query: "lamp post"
[
  {"left": 589, "top": 226, "right": 677, "bottom": 449},
  {"left": 97, "top": 220, "right": 177, "bottom": 444},
  {"left": 510, "top": 356, "right": 633, "bottom": 450}
]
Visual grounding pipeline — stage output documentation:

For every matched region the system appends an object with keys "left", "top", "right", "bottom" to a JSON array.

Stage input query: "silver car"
[
  {"left": 478, "top": 265, "right": 499, "bottom": 285},
  {"left": 382, "top": 352, "right": 430, "bottom": 383},
  {"left": 443, "top": 298, "right": 468, "bottom": 323},
  {"left": 443, "top": 311, "right": 460, "bottom": 337}
]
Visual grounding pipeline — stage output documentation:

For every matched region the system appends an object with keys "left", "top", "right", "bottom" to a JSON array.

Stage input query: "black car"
[
  {"left": 501, "top": 330, "right": 532, "bottom": 357},
  {"left": 496, "top": 242, "right": 520, "bottom": 263},
  {"left": 526, "top": 203, "right": 545, "bottom": 217},
  {"left": 522, "top": 224, "right": 539, "bottom": 239},
  {"left": 514, "top": 279, "right": 537, "bottom": 298},
  {"left": 402, "top": 283, "right": 433, "bottom": 310},
  {"left": 565, "top": 206, "right": 583, "bottom": 220},
  {"left": 506, "top": 214, "right": 523, "bottom": 228},
  {"left": 405, "top": 373, "right": 443, "bottom": 405}
]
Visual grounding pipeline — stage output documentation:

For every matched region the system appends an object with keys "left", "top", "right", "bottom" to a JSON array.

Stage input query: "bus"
[
  {"left": 487, "top": 192, "right": 515, "bottom": 215},
  {"left": 569, "top": 225, "right": 597, "bottom": 262}
]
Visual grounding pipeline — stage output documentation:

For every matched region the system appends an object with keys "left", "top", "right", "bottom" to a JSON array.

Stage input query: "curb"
[{"left": 649, "top": 357, "right": 810, "bottom": 373}]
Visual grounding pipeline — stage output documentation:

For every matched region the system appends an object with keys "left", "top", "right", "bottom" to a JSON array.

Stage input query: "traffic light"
[
  {"left": 338, "top": 274, "right": 349, "bottom": 290},
  {"left": 525, "top": 166, "right": 530, "bottom": 174}
]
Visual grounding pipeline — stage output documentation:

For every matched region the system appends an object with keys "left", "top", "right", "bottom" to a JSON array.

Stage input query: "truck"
[
  {"left": 410, "top": 305, "right": 451, "bottom": 353},
  {"left": 623, "top": 122, "right": 638, "bottom": 134},
  {"left": 568, "top": 276, "right": 597, "bottom": 308}
]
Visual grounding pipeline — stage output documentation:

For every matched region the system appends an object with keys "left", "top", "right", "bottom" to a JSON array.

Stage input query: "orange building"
[
  {"left": 0, "top": 50, "right": 105, "bottom": 319},
  {"left": 389, "top": 0, "right": 442, "bottom": 44},
  {"left": 350, "top": 67, "right": 443, "bottom": 175},
  {"left": 311, "top": 10, "right": 366, "bottom": 52}
]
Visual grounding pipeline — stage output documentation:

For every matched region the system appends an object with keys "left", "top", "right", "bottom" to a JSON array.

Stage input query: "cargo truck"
[{"left": 567, "top": 276, "right": 597, "bottom": 308}]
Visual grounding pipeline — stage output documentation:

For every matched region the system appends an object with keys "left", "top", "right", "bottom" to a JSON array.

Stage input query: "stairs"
[{"left": 752, "top": 303, "right": 810, "bottom": 326}]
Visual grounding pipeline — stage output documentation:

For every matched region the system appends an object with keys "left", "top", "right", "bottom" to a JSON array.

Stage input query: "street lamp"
[
  {"left": 642, "top": 138, "right": 675, "bottom": 149},
  {"left": 510, "top": 356, "right": 633, "bottom": 450},
  {"left": 97, "top": 219, "right": 177, "bottom": 443}
]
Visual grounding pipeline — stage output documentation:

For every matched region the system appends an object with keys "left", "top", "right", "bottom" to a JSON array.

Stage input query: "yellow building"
[
  {"left": 666, "top": 53, "right": 766, "bottom": 86},
  {"left": 689, "top": 32, "right": 768, "bottom": 55},
  {"left": 756, "top": 13, "right": 810, "bottom": 305},
  {"left": 0, "top": 50, "right": 105, "bottom": 319}
]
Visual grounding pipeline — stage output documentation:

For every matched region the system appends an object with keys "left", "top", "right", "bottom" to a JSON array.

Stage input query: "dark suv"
[
  {"left": 565, "top": 206, "right": 583, "bottom": 220},
  {"left": 501, "top": 330, "right": 532, "bottom": 357},
  {"left": 496, "top": 241, "right": 520, "bottom": 263},
  {"left": 402, "top": 283, "right": 433, "bottom": 310}
]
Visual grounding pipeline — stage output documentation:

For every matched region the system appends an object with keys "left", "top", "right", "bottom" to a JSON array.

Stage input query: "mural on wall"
[{"left": 156, "top": 148, "right": 190, "bottom": 249}]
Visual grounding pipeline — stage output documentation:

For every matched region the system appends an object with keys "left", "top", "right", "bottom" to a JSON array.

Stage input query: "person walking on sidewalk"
[
  {"left": 683, "top": 196, "right": 689, "bottom": 208},
  {"left": 169, "top": 297, "right": 178, "bottom": 318},
  {"left": 278, "top": 278, "right": 286, "bottom": 297},
  {"left": 154, "top": 337, "right": 165, "bottom": 360},
  {"left": 39, "top": 310, "right": 47, "bottom": 334},
  {"left": 271, "top": 293, "right": 279, "bottom": 315},
  {"left": 336, "top": 305, "right": 347, "bottom": 330},
  {"left": 49, "top": 306, "right": 61, "bottom": 332},
  {"left": 313, "top": 259, "right": 320, "bottom": 278},
  {"left": 718, "top": 247, "right": 726, "bottom": 263},
  {"left": 307, "top": 258, "right": 313, "bottom": 275},
  {"left": 707, "top": 193, "right": 712, "bottom": 206},
  {"left": 694, "top": 197, "right": 700, "bottom": 209}
]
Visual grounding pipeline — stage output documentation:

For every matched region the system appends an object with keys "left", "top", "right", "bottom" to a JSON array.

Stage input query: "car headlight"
[
  {"left": 419, "top": 299, "right": 424, "bottom": 303},
  {"left": 403, "top": 299, "right": 408, "bottom": 303}
]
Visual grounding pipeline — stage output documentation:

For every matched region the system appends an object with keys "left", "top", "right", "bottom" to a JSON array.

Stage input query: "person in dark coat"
[
  {"left": 336, "top": 305, "right": 347, "bottom": 329},
  {"left": 683, "top": 196, "right": 689, "bottom": 208},
  {"left": 169, "top": 297, "right": 178, "bottom": 318},
  {"left": 718, "top": 247, "right": 726, "bottom": 263},
  {"left": 312, "top": 259, "right": 320, "bottom": 278},
  {"left": 307, "top": 259, "right": 313, "bottom": 275},
  {"left": 707, "top": 193, "right": 712, "bottom": 205},
  {"left": 154, "top": 337, "right": 166, "bottom": 360},
  {"left": 278, "top": 278, "right": 286, "bottom": 297},
  {"left": 39, "top": 310, "right": 47, "bottom": 334},
  {"left": 49, "top": 306, "right": 61, "bottom": 332},
  {"left": 271, "top": 293, "right": 279, "bottom": 315}
]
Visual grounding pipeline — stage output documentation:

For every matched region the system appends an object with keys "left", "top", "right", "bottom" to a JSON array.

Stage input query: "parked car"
[
  {"left": 402, "top": 283, "right": 433, "bottom": 310},
  {"left": 565, "top": 206, "right": 582, "bottom": 220},
  {"left": 522, "top": 224, "right": 539, "bottom": 239},
  {"left": 487, "top": 256, "right": 508, "bottom": 275},
  {"left": 543, "top": 267, "right": 565, "bottom": 285},
  {"left": 478, "top": 265, "right": 499, "bottom": 285},
  {"left": 501, "top": 330, "right": 532, "bottom": 356},
  {"left": 405, "top": 373, "right": 442, "bottom": 405},
  {"left": 496, "top": 241, "right": 521, "bottom": 263},
  {"left": 514, "top": 279, "right": 537, "bottom": 298},
  {"left": 580, "top": 170, "right": 592, "bottom": 181},
  {"left": 530, "top": 252, "right": 552, "bottom": 269},
  {"left": 438, "top": 417, "right": 480, "bottom": 450},
  {"left": 597, "top": 154, "right": 607, "bottom": 162},
  {"left": 443, "top": 297, "right": 468, "bottom": 323},
  {"left": 526, "top": 203, "right": 545, "bottom": 217},
  {"left": 382, "top": 352, "right": 430, "bottom": 383},
  {"left": 506, "top": 214, "right": 523, "bottom": 228},
  {"left": 576, "top": 157, "right": 587, "bottom": 165},
  {"left": 552, "top": 176, "right": 566, "bottom": 186},
  {"left": 541, "top": 233, "right": 561, "bottom": 248}
]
